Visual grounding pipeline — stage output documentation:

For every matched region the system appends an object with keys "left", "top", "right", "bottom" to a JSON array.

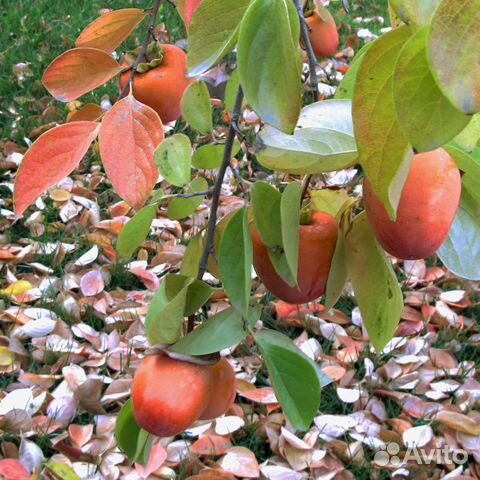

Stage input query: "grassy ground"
[{"left": 0, "top": 0, "right": 389, "bottom": 142}]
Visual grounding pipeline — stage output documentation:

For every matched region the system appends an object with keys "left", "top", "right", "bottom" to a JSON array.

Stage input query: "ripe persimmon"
[
  {"left": 200, "top": 358, "right": 236, "bottom": 420},
  {"left": 119, "top": 43, "right": 190, "bottom": 123},
  {"left": 251, "top": 211, "right": 338, "bottom": 304},
  {"left": 306, "top": 9, "right": 339, "bottom": 58},
  {"left": 132, "top": 354, "right": 237, "bottom": 437},
  {"left": 363, "top": 148, "right": 461, "bottom": 260},
  {"left": 131, "top": 353, "right": 212, "bottom": 437}
]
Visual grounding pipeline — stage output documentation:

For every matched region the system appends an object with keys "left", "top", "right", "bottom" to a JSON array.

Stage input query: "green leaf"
[
  {"left": 335, "top": 43, "right": 372, "bottom": 100},
  {"left": 219, "top": 208, "right": 252, "bottom": 318},
  {"left": 208, "top": 209, "right": 238, "bottom": 278},
  {"left": 167, "top": 177, "right": 208, "bottom": 220},
  {"left": 268, "top": 249, "right": 296, "bottom": 288},
  {"left": 438, "top": 184, "right": 480, "bottom": 281},
  {"left": 311, "top": 189, "right": 355, "bottom": 219},
  {"left": 256, "top": 100, "right": 358, "bottom": 174},
  {"left": 187, "top": 0, "right": 251, "bottom": 77},
  {"left": 462, "top": 174, "right": 480, "bottom": 205},
  {"left": 117, "top": 204, "right": 156, "bottom": 260},
  {"left": 180, "top": 232, "right": 204, "bottom": 278},
  {"left": 115, "top": 400, "right": 152, "bottom": 465},
  {"left": 445, "top": 143, "right": 480, "bottom": 177},
  {"left": 238, "top": 0, "right": 302, "bottom": 133},
  {"left": 345, "top": 213, "right": 404, "bottom": 352},
  {"left": 254, "top": 329, "right": 320, "bottom": 431},
  {"left": 251, "top": 182, "right": 282, "bottom": 248},
  {"left": 389, "top": 0, "right": 440, "bottom": 26},
  {"left": 428, "top": 0, "right": 480, "bottom": 114},
  {"left": 225, "top": 69, "right": 240, "bottom": 112},
  {"left": 181, "top": 81, "right": 213, "bottom": 134},
  {"left": 393, "top": 27, "right": 469, "bottom": 152},
  {"left": 192, "top": 141, "right": 240, "bottom": 169},
  {"left": 184, "top": 279, "right": 214, "bottom": 316},
  {"left": 45, "top": 462, "right": 81, "bottom": 480},
  {"left": 161, "top": 274, "right": 213, "bottom": 316},
  {"left": 454, "top": 114, "right": 480, "bottom": 152},
  {"left": 324, "top": 227, "right": 347, "bottom": 310},
  {"left": 149, "top": 187, "right": 165, "bottom": 204},
  {"left": 353, "top": 26, "right": 413, "bottom": 220},
  {"left": 134, "top": 429, "right": 153, "bottom": 467},
  {"left": 280, "top": 182, "right": 301, "bottom": 285},
  {"left": 145, "top": 276, "right": 192, "bottom": 344},
  {"left": 154, "top": 134, "right": 192, "bottom": 187},
  {"left": 170, "top": 305, "right": 260, "bottom": 356}
]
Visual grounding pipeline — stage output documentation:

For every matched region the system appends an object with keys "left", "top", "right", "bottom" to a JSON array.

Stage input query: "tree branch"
[
  {"left": 196, "top": 86, "right": 244, "bottom": 282},
  {"left": 120, "top": 0, "right": 163, "bottom": 98},
  {"left": 293, "top": 0, "right": 319, "bottom": 102}
]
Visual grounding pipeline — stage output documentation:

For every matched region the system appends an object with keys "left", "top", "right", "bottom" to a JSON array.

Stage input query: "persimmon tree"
[{"left": 13, "top": 0, "right": 480, "bottom": 464}]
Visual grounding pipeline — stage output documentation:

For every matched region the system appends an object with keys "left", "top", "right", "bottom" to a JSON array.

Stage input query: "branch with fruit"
[{"left": 11, "top": 0, "right": 480, "bottom": 466}]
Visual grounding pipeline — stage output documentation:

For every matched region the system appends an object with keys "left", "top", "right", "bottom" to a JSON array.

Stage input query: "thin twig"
[
  {"left": 120, "top": 0, "right": 162, "bottom": 98},
  {"left": 293, "top": 0, "right": 319, "bottom": 102},
  {"left": 196, "top": 86, "right": 244, "bottom": 282},
  {"left": 175, "top": 190, "right": 211, "bottom": 199}
]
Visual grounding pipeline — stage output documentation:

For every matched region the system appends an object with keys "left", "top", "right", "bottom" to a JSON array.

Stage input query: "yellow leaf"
[
  {"left": 0, "top": 347, "right": 14, "bottom": 367},
  {"left": 0, "top": 280, "right": 33, "bottom": 296},
  {"left": 434, "top": 411, "right": 480, "bottom": 436}
]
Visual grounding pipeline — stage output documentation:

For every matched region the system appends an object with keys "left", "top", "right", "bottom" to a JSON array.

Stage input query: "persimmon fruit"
[
  {"left": 119, "top": 44, "right": 190, "bottom": 124},
  {"left": 131, "top": 354, "right": 236, "bottom": 437},
  {"left": 306, "top": 9, "right": 339, "bottom": 58},
  {"left": 251, "top": 211, "right": 338, "bottom": 304},
  {"left": 363, "top": 148, "right": 461, "bottom": 260},
  {"left": 200, "top": 358, "right": 236, "bottom": 420}
]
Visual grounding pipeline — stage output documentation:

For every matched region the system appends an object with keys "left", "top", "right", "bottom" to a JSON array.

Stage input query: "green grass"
[
  {"left": 335, "top": 0, "right": 391, "bottom": 41},
  {"left": 233, "top": 420, "right": 272, "bottom": 463},
  {"left": 0, "top": 0, "right": 184, "bottom": 141}
]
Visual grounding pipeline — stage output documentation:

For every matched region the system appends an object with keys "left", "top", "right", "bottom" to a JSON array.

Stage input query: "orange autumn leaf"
[
  {"left": 239, "top": 387, "right": 278, "bottom": 404},
  {"left": 76, "top": 8, "right": 146, "bottom": 52},
  {"left": 99, "top": 95, "right": 164, "bottom": 210},
  {"left": 14, "top": 121, "right": 100, "bottom": 216},
  {"left": 191, "top": 435, "right": 232, "bottom": 456},
  {"left": 67, "top": 103, "right": 105, "bottom": 122},
  {"left": 43, "top": 48, "right": 123, "bottom": 102}
]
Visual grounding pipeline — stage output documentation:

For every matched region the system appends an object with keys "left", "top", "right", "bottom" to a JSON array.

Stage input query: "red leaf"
[
  {"left": 191, "top": 435, "right": 232, "bottom": 456},
  {"left": 0, "top": 459, "right": 29, "bottom": 480},
  {"left": 99, "top": 95, "right": 163, "bottom": 209},
  {"left": 76, "top": 8, "right": 146, "bottom": 52},
  {"left": 135, "top": 444, "right": 167, "bottom": 479},
  {"left": 67, "top": 103, "right": 105, "bottom": 122},
  {"left": 14, "top": 122, "right": 100, "bottom": 216},
  {"left": 186, "top": 0, "right": 203, "bottom": 28},
  {"left": 43, "top": 48, "right": 123, "bottom": 102},
  {"left": 239, "top": 387, "right": 278, "bottom": 404}
]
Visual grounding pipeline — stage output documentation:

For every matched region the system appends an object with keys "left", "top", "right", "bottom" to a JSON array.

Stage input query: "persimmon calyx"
[
  {"left": 299, "top": 204, "right": 312, "bottom": 225},
  {"left": 123, "top": 40, "right": 165, "bottom": 74}
]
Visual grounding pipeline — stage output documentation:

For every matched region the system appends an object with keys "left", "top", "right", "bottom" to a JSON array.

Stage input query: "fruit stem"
[
  {"left": 196, "top": 87, "right": 245, "bottom": 284},
  {"left": 120, "top": 0, "right": 162, "bottom": 98},
  {"left": 300, "top": 174, "right": 313, "bottom": 203},
  {"left": 293, "top": 0, "right": 319, "bottom": 102},
  {"left": 299, "top": 204, "right": 312, "bottom": 225}
]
